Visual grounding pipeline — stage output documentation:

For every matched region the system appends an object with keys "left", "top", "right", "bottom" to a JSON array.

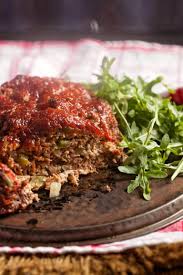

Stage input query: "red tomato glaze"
[{"left": 0, "top": 75, "right": 119, "bottom": 142}]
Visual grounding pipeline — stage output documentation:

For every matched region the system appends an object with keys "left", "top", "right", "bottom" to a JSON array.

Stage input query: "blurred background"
[
  {"left": 0, "top": 0, "right": 182, "bottom": 86},
  {"left": 0, "top": 0, "right": 183, "bottom": 43}
]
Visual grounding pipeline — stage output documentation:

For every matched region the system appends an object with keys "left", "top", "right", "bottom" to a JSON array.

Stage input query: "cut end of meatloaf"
[
  {"left": 0, "top": 75, "right": 125, "bottom": 207},
  {"left": 0, "top": 163, "right": 38, "bottom": 215}
]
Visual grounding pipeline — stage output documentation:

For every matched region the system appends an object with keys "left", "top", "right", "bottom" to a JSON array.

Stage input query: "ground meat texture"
[
  {"left": 0, "top": 163, "right": 38, "bottom": 214},
  {"left": 0, "top": 76, "right": 125, "bottom": 199}
]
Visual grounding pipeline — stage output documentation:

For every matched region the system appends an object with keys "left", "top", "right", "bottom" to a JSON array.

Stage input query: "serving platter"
[{"left": 0, "top": 170, "right": 182, "bottom": 246}]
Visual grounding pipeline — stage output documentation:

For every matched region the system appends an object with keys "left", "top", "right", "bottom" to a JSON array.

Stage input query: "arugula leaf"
[
  {"left": 91, "top": 57, "right": 183, "bottom": 200},
  {"left": 118, "top": 166, "right": 137, "bottom": 174},
  {"left": 161, "top": 134, "right": 170, "bottom": 149}
]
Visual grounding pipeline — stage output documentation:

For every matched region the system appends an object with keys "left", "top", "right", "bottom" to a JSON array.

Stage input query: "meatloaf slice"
[
  {"left": 0, "top": 163, "right": 38, "bottom": 215},
  {"left": 0, "top": 75, "right": 125, "bottom": 202}
]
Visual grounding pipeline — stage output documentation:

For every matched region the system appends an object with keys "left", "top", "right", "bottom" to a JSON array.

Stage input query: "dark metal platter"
[{"left": 0, "top": 170, "right": 182, "bottom": 246}]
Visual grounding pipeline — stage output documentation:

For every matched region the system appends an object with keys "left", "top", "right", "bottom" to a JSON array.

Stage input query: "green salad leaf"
[{"left": 91, "top": 57, "right": 183, "bottom": 200}]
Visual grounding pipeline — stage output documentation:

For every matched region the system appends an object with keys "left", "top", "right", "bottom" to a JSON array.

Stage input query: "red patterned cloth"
[{"left": 0, "top": 39, "right": 182, "bottom": 253}]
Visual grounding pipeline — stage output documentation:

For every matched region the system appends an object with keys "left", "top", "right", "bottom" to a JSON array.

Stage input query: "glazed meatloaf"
[{"left": 0, "top": 75, "right": 125, "bottom": 213}]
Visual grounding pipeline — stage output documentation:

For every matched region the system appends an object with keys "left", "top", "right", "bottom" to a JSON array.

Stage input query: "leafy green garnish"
[{"left": 91, "top": 57, "right": 183, "bottom": 200}]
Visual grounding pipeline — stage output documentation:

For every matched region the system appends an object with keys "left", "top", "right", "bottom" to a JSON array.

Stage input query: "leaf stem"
[
  {"left": 171, "top": 157, "right": 183, "bottom": 181},
  {"left": 144, "top": 107, "right": 158, "bottom": 145},
  {"left": 114, "top": 103, "right": 133, "bottom": 140}
]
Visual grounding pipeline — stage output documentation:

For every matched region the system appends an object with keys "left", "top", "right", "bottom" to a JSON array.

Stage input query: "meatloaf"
[
  {"left": 0, "top": 163, "right": 37, "bottom": 214},
  {"left": 0, "top": 75, "right": 125, "bottom": 213}
]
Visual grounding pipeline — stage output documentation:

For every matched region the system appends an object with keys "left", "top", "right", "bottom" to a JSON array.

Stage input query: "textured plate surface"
[{"left": 0, "top": 170, "right": 182, "bottom": 246}]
